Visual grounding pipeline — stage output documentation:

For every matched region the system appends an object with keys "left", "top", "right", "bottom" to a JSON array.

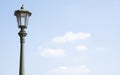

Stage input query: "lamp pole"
[
  {"left": 14, "top": 5, "right": 32, "bottom": 75},
  {"left": 18, "top": 27, "right": 27, "bottom": 75}
]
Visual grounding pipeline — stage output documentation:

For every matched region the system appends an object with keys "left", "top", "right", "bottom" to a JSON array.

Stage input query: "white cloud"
[
  {"left": 52, "top": 32, "right": 91, "bottom": 43},
  {"left": 75, "top": 45, "right": 88, "bottom": 51},
  {"left": 40, "top": 48, "right": 65, "bottom": 57},
  {"left": 48, "top": 65, "right": 91, "bottom": 74}
]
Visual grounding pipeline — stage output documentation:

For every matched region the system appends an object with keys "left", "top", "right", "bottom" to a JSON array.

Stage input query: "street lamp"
[{"left": 14, "top": 5, "right": 32, "bottom": 75}]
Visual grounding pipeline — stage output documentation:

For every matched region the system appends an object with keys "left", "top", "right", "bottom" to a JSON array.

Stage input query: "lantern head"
[{"left": 14, "top": 5, "right": 32, "bottom": 28}]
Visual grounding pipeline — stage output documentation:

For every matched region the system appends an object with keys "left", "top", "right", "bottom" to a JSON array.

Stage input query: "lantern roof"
[{"left": 14, "top": 5, "right": 32, "bottom": 16}]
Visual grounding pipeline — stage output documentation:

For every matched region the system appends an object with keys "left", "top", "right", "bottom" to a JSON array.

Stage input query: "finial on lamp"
[{"left": 21, "top": 5, "right": 24, "bottom": 9}]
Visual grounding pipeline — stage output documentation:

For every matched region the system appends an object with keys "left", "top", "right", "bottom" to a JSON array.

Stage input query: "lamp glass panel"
[
  {"left": 25, "top": 14, "right": 29, "bottom": 26},
  {"left": 16, "top": 14, "right": 20, "bottom": 26},
  {"left": 20, "top": 13, "right": 26, "bottom": 26}
]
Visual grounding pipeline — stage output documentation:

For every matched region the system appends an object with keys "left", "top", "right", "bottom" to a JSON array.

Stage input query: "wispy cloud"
[
  {"left": 96, "top": 47, "right": 105, "bottom": 51},
  {"left": 52, "top": 32, "right": 91, "bottom": 43},
  {"left": 75, "top": 45, "right": 88, "bottom": 51},
  {"left": 72, "top": 56, "right": 89, "bottom": 62},
  {"left": 79, "top": 55, "right": 89, "bottom": 61},
  {"left": 48, "top": 65, "right": 91, "bottom": 74},
  {"left": 39, "top": 48, "right": 65, "bottom": 57}
]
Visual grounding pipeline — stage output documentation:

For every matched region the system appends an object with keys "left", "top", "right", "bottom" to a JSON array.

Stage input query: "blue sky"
[{"left": 0, "top": 0, "right": 120, "bottom": 75}]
